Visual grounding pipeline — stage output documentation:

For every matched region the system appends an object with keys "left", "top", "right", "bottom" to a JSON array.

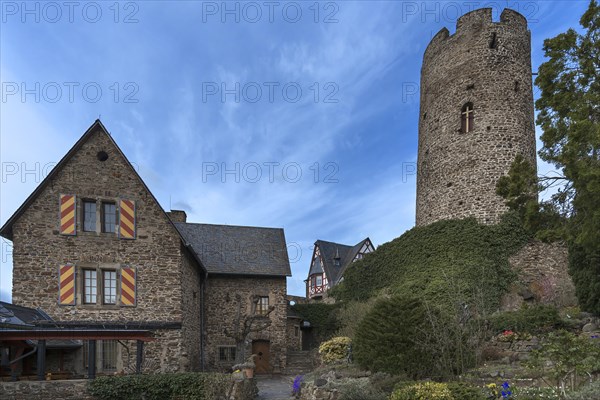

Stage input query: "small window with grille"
[{"left": 218, "top": 346, "right": 236, "bottom": 362}]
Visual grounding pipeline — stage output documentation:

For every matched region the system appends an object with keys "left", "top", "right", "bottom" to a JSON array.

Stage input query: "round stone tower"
[{"left": 416, "top": 8, "right": 537, "bottom": 226}]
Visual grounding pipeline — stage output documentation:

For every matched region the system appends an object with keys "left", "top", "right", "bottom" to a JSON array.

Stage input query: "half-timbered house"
[{"left": 305, "top": 238, "right": 374, "bottom": 301}]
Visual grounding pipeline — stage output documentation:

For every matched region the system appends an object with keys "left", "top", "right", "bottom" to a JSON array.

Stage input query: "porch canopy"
[{"left": 0, "top": 328, "right": 155, "bottom": 380}]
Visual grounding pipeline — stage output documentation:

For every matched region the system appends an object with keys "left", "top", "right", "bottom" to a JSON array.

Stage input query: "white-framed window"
[
  {"left": 83, "top": 269, "right": 97, "bottom": 304},
  {"left": 103, "top": 270, "right": 117, "bottom": 304}
]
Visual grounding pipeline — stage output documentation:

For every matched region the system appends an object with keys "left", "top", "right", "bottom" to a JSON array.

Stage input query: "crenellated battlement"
[
  {"left": 499, "top": 8, "right": 528, "bottom": 29},
  {"left": 456, "top": 7, "right": 493, "bottom": 30},
  {"left": 424, "top": 8, "right": 528, "bottom": 56}
]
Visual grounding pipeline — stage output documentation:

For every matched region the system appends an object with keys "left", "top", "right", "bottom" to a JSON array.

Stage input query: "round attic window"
[{"left": 97, "top": 151, "right": 109, "bottom": 161}]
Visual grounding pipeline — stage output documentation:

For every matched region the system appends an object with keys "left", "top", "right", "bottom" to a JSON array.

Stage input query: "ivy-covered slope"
[{"left": 332, "top": 213, "right": 531, "bottom": 311}]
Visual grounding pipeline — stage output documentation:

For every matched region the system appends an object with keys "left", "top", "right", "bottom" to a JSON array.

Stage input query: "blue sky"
[{"left": 0, "top": 0, "right": 591, "bottom": 300}]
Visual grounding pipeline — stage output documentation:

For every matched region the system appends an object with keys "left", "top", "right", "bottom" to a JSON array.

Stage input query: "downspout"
[
  {"left": 8, "top": 345, "right": 37, "bottom": 365},
  {"left": 200, "top": 270, "right": 208, "bottom": 371}
]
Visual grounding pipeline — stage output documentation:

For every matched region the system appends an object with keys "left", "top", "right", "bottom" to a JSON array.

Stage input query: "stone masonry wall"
[
  {"left": 416, "top": 8, "right": 537, "bottom": 226},
  {"left": 502, "top": 240, "right": 577, "bottom": 310},
  {"left": 9, "top": 127, "right": 198, "bottom": 372},
  {"left": 286, "top": 319, "right": 302, "bottom": 352},
  {"left": 0, "top": 376, "right": 257, "bottom": 400},
  {"left": 204, "top": 276, "right": 287, "bottom": 373},
  {"left": 180, "top": 248, "right": 203, "bottom": 371},
  {"left": 0, "top": 380, "right": 94, "bottom": 400}
]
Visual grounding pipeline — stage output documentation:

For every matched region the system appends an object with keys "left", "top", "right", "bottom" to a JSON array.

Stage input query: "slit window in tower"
[
  {"left": 490, "top": 32, "right": 497, "bottom": 49},
  {"left": 461, "top": 103, "right": 474, "bottom": 133}
]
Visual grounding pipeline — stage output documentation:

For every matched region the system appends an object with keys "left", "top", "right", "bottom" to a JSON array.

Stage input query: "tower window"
[
  {"left": 489, "top": 32, "right": 497, "bottom": 49},
  {"left": 461, "top": 103, "right": 474, "bottom": 133}
]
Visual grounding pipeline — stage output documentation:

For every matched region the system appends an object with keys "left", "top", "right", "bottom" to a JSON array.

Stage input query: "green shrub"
[
  {"left": 446, "top": 382, "right": 486, "bottom": 400},
  {"left": 511, "top": 386, "right": 560, "bottom": 399},
  {"left": 389, "top": 382, "right": 454, "bottom": 400},
  {"left": 368, "top": 372, "right": 410, "bottom": 394},
  {"left": 354, "top": 295, "right": 437, "bottom": 378},
  {"left": 87, "top": 372, "right": 230, "bottom": 400},
  {"left": 335, "top": 298, "right": 378, "bottom": 340},
  {"left": 525, "top": 330, "right": 600, "bottom": 394},
  {"left": 568, "top": 380, "right": 600, "bottom": 400},
  {"left": 319, "top": 336, "right": 351, "bottom": 364},
  {"left": 336, "top": 378, "right": 387, "bottom": 400},
  {"left": 489, "top": 305, "right": 565, "bottom": 334}
]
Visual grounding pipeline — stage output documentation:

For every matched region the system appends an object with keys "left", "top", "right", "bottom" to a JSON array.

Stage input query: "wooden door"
[{"left": 252, "top": 340, "right": 270, "bottom": 374}]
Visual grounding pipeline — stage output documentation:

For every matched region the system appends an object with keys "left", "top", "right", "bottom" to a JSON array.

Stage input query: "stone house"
[
  {"left": 174, "top": 222, "right": 290, "bottom": 373},
  {"left": 305, "top": 238, "right": 374, "bottom": 302},
  {"left": 0, "top": 120, "right": 291, "bottom": 378}
]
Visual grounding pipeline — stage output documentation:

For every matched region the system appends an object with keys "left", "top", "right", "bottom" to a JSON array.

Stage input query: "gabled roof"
[
  {"left": 174, "top": 222, "right": 292, "bottom": 277},
  {"left": 338, "top": 238, "right": 372, "bottom": 279},
  {"left": 0, "top": 120, "right": 206, "bottom": 273},
  {"left": 311, "top": 238, "right": 372, "bottom": 285}
]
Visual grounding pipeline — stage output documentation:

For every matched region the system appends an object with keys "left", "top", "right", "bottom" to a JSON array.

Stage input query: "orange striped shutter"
[
  {"left": 119, "top": 199, "right": 136, "bottom": 239},
  {"left": 58, "top": 265, "right": 76, "bottom": 305},
  {"left": 120, "top": 267, "right": 136, "bottom": 306},
  {"left": 59, "top": 194, "right": 76, "bottom": 235}
]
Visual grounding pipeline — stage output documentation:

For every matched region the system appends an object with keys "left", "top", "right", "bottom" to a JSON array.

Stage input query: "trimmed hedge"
[{"left": 87, "top": 372, "right": 231, "bottom": 400}]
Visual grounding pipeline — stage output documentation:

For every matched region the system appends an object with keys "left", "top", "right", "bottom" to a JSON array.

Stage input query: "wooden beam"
[{"left": 0, "top": 331, "right": 155, "bottom": 342}]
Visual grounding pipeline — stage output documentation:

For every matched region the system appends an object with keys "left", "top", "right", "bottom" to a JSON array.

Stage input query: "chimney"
[{"left": 167, "top": 210, "right": 187, "bottom": 223}]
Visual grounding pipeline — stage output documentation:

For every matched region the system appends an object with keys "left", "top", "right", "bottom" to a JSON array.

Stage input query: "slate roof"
[
  {"left": 310, "top": 238, "right": 372, "bottom": 285},
  {"left": 0, "top": 301, "right": 81, "bottom": 349},
  {"left": 175, "top": 223, "right": 292, "bottom": 277}
]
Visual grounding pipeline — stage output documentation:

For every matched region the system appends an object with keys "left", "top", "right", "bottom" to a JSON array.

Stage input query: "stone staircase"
[{"left": 285, "top": 351, "right": 314, "bottom": 375}]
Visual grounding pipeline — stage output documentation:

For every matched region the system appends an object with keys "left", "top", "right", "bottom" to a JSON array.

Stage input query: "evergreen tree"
[{"left": 498, "top": 1, "right": 600, "bottom": 312}]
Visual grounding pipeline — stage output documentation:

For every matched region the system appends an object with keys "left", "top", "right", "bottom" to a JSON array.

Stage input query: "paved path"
[{"left": 256, "top": 376, "right": 295, "bottom": 400}]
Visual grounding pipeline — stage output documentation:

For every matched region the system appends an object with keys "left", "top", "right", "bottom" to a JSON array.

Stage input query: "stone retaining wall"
[
  {"left": 0, "top": 377, "right": 257, "bottom": 400},
  {"left": 0, "top": 379, "right": 94, "bottom": 400}
]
